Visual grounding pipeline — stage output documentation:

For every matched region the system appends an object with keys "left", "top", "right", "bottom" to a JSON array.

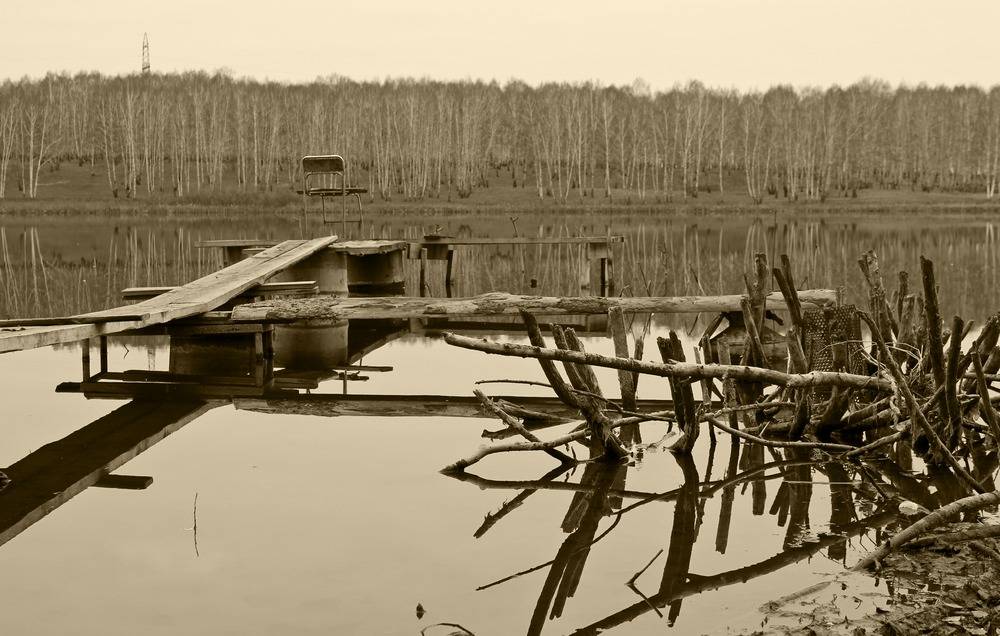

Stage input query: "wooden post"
[
  {"left": 419, "top": 248, "right": 428, "bottom": 296},
  {"left": 81, "top": 338, "right": 92, "bottom": 380},
  {"left": 587, "top": 241, "right": 610, "bottom": 296},
  {"left": 445, "top": 248, "right": 455, "bottom": 288},
  {"left": 99, "top": 336, "right": 108, "bottom": 374}
]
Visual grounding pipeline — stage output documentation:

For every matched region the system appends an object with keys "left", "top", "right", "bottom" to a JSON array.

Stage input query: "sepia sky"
[{"left": 3, "top": 0, "right": 998, "bottom": 91}]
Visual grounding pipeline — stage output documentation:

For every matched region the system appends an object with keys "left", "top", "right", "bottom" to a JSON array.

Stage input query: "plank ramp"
[{"left": 0, "top": 236, "right": 338, "bottom": 354}]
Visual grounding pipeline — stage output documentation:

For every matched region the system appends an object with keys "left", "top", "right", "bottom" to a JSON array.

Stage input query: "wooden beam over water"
[{"left": 230, "top": 289, "right": 838, "bottom": 323}]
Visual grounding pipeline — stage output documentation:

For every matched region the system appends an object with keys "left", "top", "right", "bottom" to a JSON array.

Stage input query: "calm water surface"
[
  {"left": 1, "top": 210, "right": 996, "bottom": 634},
  {"left": 1, "top": 327, "right": 905, "bottom": 636}
]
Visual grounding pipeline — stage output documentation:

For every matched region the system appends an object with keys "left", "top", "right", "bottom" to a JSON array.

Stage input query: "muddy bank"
[{"left": 746, "top": 521, "right": 1000, "bottom": 636}]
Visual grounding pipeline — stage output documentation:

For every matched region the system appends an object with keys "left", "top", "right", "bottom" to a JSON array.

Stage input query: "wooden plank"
[
  {"left": 0, "top": 400, "right": 217, "bottom": 548},
  {"left": 195, "top": 239, "right": 277, "bottom": 248},
  {"left": 408, "top": 236, "right": 624, "bottom": 258},
  {"left": 84, "top": 237, "right": 339, "bottom": 325},
  {"left": 196, "top": 239, "right": 407, "bottom": 256},
  {"left": 56, "top": 381, "right": 290, "bottom": 399},
  {"left": 230, "top": 290, "right": 838, "bottom": 323},
  {"left": 121, "top": 280, "right": 319, "bottom": 300},
  {"left": 413, "top": 236, "right": 624, "bottom": 246},
  {"left": 0, "top": 320, "right": 142, "bottom": 354},
  {"left": 332, "top": 240, "right": 408, "bottom": 255}
]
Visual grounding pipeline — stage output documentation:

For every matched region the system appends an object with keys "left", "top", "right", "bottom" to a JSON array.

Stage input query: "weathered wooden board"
[
  {"left": 411, "top": 236, "right": 625, "bottom": 246},
  {"left": 121, "top": 280, "right": 319, "bottom": 300},
  {"left": 408, "top": 236, "right": 623, "bottom": 259},
  {"left": 83, "top": 236, "right": 339, "bottom": 324},
  {"left": 230, "top": 290, "right": 838, "bottom": 323}
]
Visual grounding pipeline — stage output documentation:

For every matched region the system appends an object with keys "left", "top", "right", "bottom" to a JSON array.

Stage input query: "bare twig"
[
  {"left": 705, "top": 416, "right": 854, "bottom": 452},
  {"left": 474, "top": 389, "right": 575, "bottom": 465},
  {"left": 859, "top": 311, "right": 986, "bottom": 494}
]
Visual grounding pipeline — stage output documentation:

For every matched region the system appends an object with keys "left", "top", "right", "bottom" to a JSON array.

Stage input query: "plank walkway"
[
  {"left": 0, "top": 237, "right": 338, "bottom": 354},
  {"left": 196, "top": 238, "right": 407, "bottom": 266}
]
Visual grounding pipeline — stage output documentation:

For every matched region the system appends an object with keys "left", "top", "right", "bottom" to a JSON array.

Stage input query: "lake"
[{"left": 0, "top": 207, "right": 996, "bottom": 634}]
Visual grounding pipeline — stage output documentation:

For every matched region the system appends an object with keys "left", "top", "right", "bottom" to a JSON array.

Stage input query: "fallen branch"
[
  {"left": 443, "top": 332, "right": 893, "bottom": 392},
  {"left": 905, "top": 523, "right": 1000, "bottom": 549},
  {"left": 852, "top": 490, "right": 1000, "bottom": 571}
]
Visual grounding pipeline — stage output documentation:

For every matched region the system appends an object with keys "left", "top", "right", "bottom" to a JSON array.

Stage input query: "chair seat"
[{"left": 302, "top": 186, "right": 368, "bottom": 197}]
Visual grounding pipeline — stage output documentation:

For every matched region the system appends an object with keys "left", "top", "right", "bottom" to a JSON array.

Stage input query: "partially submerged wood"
[{"left": 229, "top": 289, "right": 838, "bottom": 323}]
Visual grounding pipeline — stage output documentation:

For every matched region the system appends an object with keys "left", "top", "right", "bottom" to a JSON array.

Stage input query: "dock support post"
[
  {"left": 445, "top": 248, "right": 455, "bottom": 288},
  {"left": 419, "top": 248, "right": 428, "bottom": 296},
  {"left": 82, "top": 338, "right": 91, "bottom": 380},
  {"left": 99, "top": 336, "right": 108, "bottom": 375},
  {"left": 588, "top": 242, "right": 612, "bottom": 297}
]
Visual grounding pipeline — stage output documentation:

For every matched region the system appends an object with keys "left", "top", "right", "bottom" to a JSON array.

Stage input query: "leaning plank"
[
  {"left": 121, "top": 280, "right": 319, "bottom": 300},
  {"left": 82, "top": 236, "right": 339, "bottom": 325},
  {"left": 230, "top": 289, "right": 838, "bottom": 323}
]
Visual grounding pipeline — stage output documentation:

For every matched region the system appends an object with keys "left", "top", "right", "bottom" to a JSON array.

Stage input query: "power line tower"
[{"left": 142, "top": 33, "right": 150, "bottom": 74}]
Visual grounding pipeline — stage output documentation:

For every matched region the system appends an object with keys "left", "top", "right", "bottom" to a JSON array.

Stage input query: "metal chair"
[{"left": 300, "top": 155, "right": 368, "bottom": 235}]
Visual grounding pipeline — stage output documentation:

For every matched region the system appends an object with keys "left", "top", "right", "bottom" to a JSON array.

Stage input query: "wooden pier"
[
  {"left": 0, "top": 236, "right": 339, "bottom": 353},
  {"left": 408, "top": 235, "right": 624, "bottom": 293},
  {"left": 1, "top": 234, "right": 835, "bottom": 358}
]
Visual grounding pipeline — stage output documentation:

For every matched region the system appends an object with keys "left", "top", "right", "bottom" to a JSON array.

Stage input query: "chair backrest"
[
  {"left": 302, "top": 155, "right": 346, "bottom": 174},
  {"left": 302, "top": 155, "right": 346, "bottom": 194}
]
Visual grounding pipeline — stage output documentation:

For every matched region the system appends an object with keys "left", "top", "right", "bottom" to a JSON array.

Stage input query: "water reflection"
[
  {"left": 4, "top": 306, "right": 999, "bottom": 633},
  {"left": 446, "top": 435, "right": 932, "bottom": 633},
  {"left": 3, "top": 212, "right": 1000, "bottom": 323},
  {"left": 6, "top": 210, "right": 1000, "bottom": 631},
  {"left": 0, "top": 399, "right": 216, "bottom": 548}
]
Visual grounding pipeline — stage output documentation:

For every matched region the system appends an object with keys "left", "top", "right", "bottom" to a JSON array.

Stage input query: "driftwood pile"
[{"left": 442, "top": 251, "right": 1000, "bottom": 566}]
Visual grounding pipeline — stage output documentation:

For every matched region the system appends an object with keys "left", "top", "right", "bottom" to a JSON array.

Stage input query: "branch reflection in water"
[{"left": 447, "top": 437, "right": 919, "bottom": 634}]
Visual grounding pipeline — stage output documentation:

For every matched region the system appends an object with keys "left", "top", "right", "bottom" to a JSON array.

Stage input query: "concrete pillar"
[
  {"left": 346, "top": 250, "right": 405, "bottom": 293},
  {"left": 273, "top": 248, "right": 349, "bottom": 295},
  {"left": 273, "top": 321, "right": 350, "bottom": 370}
]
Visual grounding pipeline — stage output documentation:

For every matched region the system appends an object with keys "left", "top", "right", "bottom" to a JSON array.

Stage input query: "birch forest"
[{"left": 3, "top": 71, "right": 1000, "bottom": 202}]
